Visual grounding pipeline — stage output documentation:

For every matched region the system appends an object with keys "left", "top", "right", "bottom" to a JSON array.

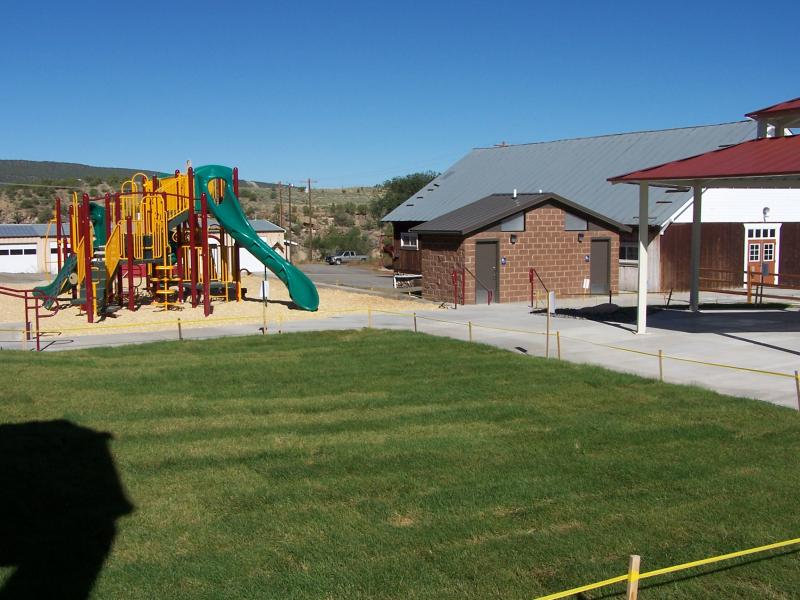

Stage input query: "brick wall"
[
  {"left": 419, "top": 203, "right": 620, "bottom": 304},
  {"left": 420, "top": 236, "right": 463, "bottom": 301}
]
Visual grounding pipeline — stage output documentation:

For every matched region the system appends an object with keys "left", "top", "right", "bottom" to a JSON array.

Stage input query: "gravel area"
[{"left": 0, "top": 274, "right": 429, "bottom": 336}]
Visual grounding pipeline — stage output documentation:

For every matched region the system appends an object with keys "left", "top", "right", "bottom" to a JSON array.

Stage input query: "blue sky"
[{"left": 1, "top": 0, "right": 797, "bottom": 187}]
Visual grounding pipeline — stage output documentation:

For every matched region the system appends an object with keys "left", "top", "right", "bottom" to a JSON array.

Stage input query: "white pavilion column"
[
  {"left": 637, "top": 183, "right": 649, "bottom": 334},
  {"left": 689, "top": 183, "right": 703, "bottom": 311}
]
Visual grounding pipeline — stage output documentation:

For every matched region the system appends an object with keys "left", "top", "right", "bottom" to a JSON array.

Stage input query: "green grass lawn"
[{"left": 1, "top": 330, "right": 799, "bottom": 599}]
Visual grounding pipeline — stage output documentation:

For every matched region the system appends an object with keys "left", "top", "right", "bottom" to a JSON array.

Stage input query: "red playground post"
[
  {"left": 81, "top": 193, "right": 94, "bottom": 323},
  {"left": 200, "top": 192, "right": 211, "bottom": 317},
  {"left": 188, "top": 167, "right": 198, "bottom": 308}
]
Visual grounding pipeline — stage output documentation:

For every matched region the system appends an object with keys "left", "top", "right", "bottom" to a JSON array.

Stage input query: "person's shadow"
[{"left": 0, "top": 420, "right": 133, "bottom": 599}]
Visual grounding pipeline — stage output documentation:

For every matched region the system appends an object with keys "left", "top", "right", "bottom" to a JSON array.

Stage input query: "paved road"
[
  {"left": 4, "top": 298, "right": 800, "bottom": 410},
  {"left": 299, "top": 263, "right": 397, "bottom": 291},
  {"left": 0, "top": 273, "right": 47, "bottom": 285}
]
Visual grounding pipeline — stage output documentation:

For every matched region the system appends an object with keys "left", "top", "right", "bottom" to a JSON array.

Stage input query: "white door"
[
  {"left": 0, "top": 243, "right": 38, "bottom": 273},
  {"left": 743, "top": 224, "right": 781, "bottom": 286},
  {"left": 48, "top": 242, "right": 60, "bottom": 274}
]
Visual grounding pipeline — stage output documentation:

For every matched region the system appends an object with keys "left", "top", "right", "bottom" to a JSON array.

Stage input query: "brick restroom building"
[{"left": 409, "top": 193, "right": 628, "bottom": 304}]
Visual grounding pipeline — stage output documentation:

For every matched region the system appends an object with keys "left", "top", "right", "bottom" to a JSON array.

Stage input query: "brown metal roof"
[
  {"left": 410, "top": 193, "right": 629, "bottom": 236},
  {"left": 608, "top": 136, "right": 800, "bottom": 185},
  {"left": 745, "top": 97, "right": 800, "bottom": 119}
]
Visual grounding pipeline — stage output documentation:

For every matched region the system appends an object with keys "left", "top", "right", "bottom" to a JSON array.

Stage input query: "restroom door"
[
  {"left": 475, "top": 241, "right": 499, "bottom": 303},
  {"left": 590, "top": 238, "right": 610, "bottom": 294}
]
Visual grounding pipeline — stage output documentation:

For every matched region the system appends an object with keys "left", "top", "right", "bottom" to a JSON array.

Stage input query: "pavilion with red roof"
[{"left": 609, "top": 98, "right": 800, "bottom": 334}]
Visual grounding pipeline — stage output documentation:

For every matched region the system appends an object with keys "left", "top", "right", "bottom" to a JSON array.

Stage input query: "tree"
[
  {"left": 333, "top": 208, "right": 354, "bottom": 227},
  {"left": 369, "top": 171, "right": 438, "bottom": 219},
  {"left": 312, "top": 227, "right": 371, "bottom": 256}
]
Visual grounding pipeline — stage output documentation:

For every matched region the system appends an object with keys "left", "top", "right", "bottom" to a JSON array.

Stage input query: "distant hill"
[
  {"left": 0, "top": 160, "right": 149, "bottom": 185},
  {"left": 0, "top": 159, "right": 377, "bottom": 224},
  {"left": 0, "top": 159, "right": 282, "bottom": 188}
]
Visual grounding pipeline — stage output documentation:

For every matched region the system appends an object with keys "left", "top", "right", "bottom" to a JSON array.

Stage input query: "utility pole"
[
  {"left": 307, "top": 178, "right": 313, "bottom": 262},
  {"left": 277, "top": 181, "right": 283, "bottom": 229},
  {"left": 287, "top": 183, "right": 293, "bottom": 264}
]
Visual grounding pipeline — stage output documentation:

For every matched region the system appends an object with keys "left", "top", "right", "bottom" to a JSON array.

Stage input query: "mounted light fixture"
[
  {"left": 510, "top": 234, "right": 518, "bottom": 244},
  {"left": 578, "top": 232, "right": 585, "bottom": 243}
]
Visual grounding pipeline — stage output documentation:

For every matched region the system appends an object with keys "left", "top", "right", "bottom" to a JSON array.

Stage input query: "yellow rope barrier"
[
  {"left": 372, "top": 309, "right": 796, "bottom": 379},
  {"left": 1, "top": 306, "right": 797, "bottom": 381},
  {"left": 534, "top": 536, "right": 800, "bottom": 600},
  {"left": 535, "top": 574, "right": 629, "bottom": 600}
]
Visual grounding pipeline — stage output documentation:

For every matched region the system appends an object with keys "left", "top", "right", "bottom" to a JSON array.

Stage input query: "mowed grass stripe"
[{"left": 1, "top": 329, "right": 799, "bottom": 599}]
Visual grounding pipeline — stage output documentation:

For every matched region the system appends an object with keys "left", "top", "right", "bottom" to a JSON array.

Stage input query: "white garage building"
[{"left": 0, "top": 224, "right": 58, "bottom": 274}]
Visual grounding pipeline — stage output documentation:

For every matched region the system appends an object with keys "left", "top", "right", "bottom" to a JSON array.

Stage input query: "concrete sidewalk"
[{"left": 3, "top": 301, "right": 799, "bottom": 410}]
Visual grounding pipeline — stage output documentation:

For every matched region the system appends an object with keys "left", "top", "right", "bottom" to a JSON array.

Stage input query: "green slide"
[
  {"left": 33, "top": 254, "right": 78, "bottom": 309},
  {"left": 194, "top": 165, "right": 319, "bottom": 311}
]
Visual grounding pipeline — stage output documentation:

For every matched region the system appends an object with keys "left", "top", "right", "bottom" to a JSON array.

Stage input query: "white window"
[
  {"left": 400, "top": 232, "right": 418, "bottom": 250},
  {"left": 763, "top": 243, "right": 774, "bottom": 261},
  {"left": 749, "top": 243, "right": 760, "bottom": 262},
  {"left": 619, "top": 242, "right": 638, "bottom": 262}
]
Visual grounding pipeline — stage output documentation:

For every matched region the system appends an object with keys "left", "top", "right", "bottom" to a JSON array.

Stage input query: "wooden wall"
[
  {"left": 391, "top": 222, "right": 422, "bottom": 274},
  {"left": 398, "top": 249, "right": 421, "bottom": 273},
  {"left": 660, "top": 223, "right": 743, "bottom": 290},
  {"left": 779, "top": 223, "right": 800, "bottom": 277}
]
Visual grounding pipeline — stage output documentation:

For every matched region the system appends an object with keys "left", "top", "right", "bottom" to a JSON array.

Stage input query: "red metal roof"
[
  {"left": 745, "top": 97, "right": 800, "bottom": 118},
  {"left": 609, "top": 135, "right": 800, "bottom": 183}
]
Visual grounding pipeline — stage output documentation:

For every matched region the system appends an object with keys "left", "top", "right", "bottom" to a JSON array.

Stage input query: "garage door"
[{"left": 0, "top": 244, "right": 38, "bottom": 273}]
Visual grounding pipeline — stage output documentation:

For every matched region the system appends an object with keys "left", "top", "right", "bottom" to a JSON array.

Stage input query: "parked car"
[{"left": 325, "top": 250, "right": 368, "bottom": 265}]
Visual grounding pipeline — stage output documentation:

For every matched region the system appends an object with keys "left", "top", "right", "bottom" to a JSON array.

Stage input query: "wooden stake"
[
  {"left": 626, "top": 554, "right": 641, "bottom": 600},
  {"left": 794, "top": 370, "right": 800, "bottom": 412},
  {"left": 177, "top": 318, "right": 183, "bottom": 341},
  {"left": 545, "top": 295, "right": 551, "bottom": 358},
  {"left": 468, "top": 321, "right": 473, "bottom": 342},
  {"left": 278, "top": 313, "right": 282, "bottom": 334},
  {"left": 368, "top": 306, "right": 372, "bottom": 328},
  {"left": 658, "top": 349, "right": 664, "bottom": 382},
  {"left": 556, "top": 330, "right": 561, "bottom": 360},
  {"left": 262, "top": 302, "right": 267, "bottom": 335},
  {"left": 747, "top": 268, "right": 752, "bottom": 304},
  {"left": 413, "top": 312, "right": 417, "bottom": 333}
]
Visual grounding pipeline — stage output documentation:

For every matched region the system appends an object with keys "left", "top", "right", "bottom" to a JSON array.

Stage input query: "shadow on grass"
[
  {"left": 0, "top": 420, "right": 133, "bottom": 599},
  {"left": 584, "top": 547, "right": 800, "bottom": 599}
]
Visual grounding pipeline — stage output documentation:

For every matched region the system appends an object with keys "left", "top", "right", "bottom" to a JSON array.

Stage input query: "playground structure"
[{"left": 22, "top": 165, "right": 318, "bottom": 327}]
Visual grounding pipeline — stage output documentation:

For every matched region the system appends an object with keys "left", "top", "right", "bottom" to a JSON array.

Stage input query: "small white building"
[
  {"left": 212, "top": 219, "right": 287, "bottom": 273},
  {"left": 0, "top": 224, "right": 61, "bottom": 273}
]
